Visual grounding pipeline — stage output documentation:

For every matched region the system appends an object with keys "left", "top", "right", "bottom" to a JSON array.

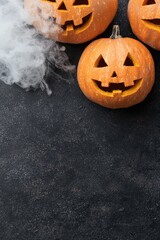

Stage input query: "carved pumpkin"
[
  {"left": 128, "top": 0, "right": 160, "bottom": 50},
  {"left": 77, "top": 26, "right": 155, "bottom": 109},
  {"left": 24, "top": 0, "right": 118, "bottom": 44}
]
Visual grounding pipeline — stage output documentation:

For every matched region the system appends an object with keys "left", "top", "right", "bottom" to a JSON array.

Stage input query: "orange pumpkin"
[
  {"left": 24, "top": 0, "right": 118, "bottom": 44},
  {"left": 77, "top": 26, "right": 155, "bottom": 109},
  {"left": 128, "top": 0, "right": 160, "bottom": 50}
]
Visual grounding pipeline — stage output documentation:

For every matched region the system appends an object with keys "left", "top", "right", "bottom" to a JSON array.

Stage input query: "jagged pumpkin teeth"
[
  {"left": 66, "top": 24, "right": 74, "bottom": 31},
  {"left": 24, "top": 0, "right": 118, "bottom": 44},
  {"left": 77, "top": 25, "right": 155, "bottom": 109}
]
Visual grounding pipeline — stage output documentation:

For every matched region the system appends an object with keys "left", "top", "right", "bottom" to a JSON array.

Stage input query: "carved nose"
[{"left": 111, "top": 71, "right": 118, "bottom": 77}]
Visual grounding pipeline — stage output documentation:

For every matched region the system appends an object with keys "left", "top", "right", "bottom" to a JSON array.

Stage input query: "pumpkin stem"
[{"left": 110, "top": 25, "right": 122, "bottom": 39}]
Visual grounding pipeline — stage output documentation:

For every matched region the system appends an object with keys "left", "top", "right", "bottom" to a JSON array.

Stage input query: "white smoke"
[{"left": 0, "top": 0, "right": 75, "bottom": 95}]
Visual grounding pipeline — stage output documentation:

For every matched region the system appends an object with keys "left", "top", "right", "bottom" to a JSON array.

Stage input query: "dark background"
[{"left": 1, "top": 0, "right": 160, "bottom": 239}]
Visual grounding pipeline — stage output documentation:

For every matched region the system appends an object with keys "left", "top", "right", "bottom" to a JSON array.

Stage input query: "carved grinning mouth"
[
  {"left": 144, "top": 19, "right": 160, "bottom": 25},
  {"left": 93, "top": 79, "right": 143, "bottom": 95},
  {"left": 61, "top": 13, "right": 92, "bottom": 31},
  {"left": 142, "top": 19, "right": 160, "bottom": 30},
  {"left": 37, "top": 7, "right": 92, "bottom": 31}
]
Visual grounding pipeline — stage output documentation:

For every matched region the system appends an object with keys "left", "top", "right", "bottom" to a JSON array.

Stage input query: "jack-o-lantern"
[
  {"left": 128, "top": 0, "right": 160, "bottom": 50},
  {"left": 77, "top": 26, "right": 155, "bottom": 109},
  {"left": 24, "top": 0, "right": 118, "bottom": 44}
]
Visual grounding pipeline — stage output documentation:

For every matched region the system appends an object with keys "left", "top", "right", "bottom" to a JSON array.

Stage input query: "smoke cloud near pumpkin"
[{"left": 0, "top": 0, "right": 75, "bottom": 95}]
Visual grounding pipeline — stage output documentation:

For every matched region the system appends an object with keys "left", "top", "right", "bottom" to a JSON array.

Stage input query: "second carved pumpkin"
[
  {"left": 128, "top": 0, "right": 160, "bottom": 50},
  {"left": 24, "top": 0, "right": 118, "bottom": 44},
  {"left": 77, "top": 26, "right": 155, "bottom": 109}
]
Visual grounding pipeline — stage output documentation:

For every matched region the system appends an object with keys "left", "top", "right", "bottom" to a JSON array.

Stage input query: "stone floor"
[{"left": 0, "top": 1, "right": 160, "bottom": 239}]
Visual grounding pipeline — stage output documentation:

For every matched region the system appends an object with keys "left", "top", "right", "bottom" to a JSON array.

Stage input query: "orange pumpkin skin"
[
  {"left": 128, "top": 0, "right": 160, "bottom": 50},
  {"left": 77, "top": 34, "right": 155, "bottom": 109},
  {"left": 24, "top": 0, "right": 118, "bottom": 44}
]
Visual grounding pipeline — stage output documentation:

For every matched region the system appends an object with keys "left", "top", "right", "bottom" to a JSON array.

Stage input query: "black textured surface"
[{"left": 1, "top": 1, "right": 160, "bottom": 240}]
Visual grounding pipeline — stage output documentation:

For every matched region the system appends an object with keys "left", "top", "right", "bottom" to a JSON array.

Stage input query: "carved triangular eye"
[
  {"left": 124, "top": 54, "right": 135, "bottom": 66},
  {"left": 111, "top": 71, "right": 117, "bottom": 77},
  {"left": 48, "top": 0, "right": 56, "bottom": 2},
  {"left": 143, "top": 0, "right": 156, "bottom": 5},
  {"left": 73, "top": 0, "right": 89, "bottom": 5},
  {"left": 96, "top": 55, "right": 108, "bottom": 67},
  {"left": 58, "top": 1, "right": 67, "bottom": 10}
]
